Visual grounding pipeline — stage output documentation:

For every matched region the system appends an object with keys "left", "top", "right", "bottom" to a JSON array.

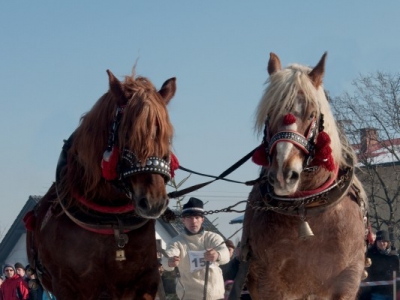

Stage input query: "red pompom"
[
  {"left": 283, "top": 114, "right": 296, "bottom": 125},
  {"left": 101, "top": 146, "right": 119, "bottom": 180},
  {"left": 170, "top": 153, "right": 179, "bottom": 178},
  {"left": 312, "top": 132, "right": 335, "bottom": 171},
  {"left": 252, "top": 145, "right": 269, "bottom": 166},
  {"left": 316, "top": 131, "right": 331, "bottom": 147},
  {"left": 318, "top": 146, "right": 332, "bottom": 157},
  {"left": 23, "top": 210, "right": 36, "bottom": 231}
]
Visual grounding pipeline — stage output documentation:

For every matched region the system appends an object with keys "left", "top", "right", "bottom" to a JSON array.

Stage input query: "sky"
[{"left": 1, "top": 1, "right": 400, "bottom": 243}]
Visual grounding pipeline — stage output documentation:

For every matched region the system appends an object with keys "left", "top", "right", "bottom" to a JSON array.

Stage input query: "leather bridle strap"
[{"left": 167, "top": 147, "right": 257, "bottom": 199}]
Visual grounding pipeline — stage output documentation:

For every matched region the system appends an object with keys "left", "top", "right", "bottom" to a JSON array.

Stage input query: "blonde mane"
[
  {"left": 68, "top": 73, "right": 173, "bottom": 196},
  {"left": 255, "top": 63, "right": 356, "bottom": 168}
]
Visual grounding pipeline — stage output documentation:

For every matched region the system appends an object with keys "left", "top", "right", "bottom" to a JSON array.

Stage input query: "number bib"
[{"left": 188, "top": 250, "right": 215, "bottom": 273}]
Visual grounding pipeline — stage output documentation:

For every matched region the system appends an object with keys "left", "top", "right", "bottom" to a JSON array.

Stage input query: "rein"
[{"left": 167, "top": 147, "right": 258, "bottom": 199}]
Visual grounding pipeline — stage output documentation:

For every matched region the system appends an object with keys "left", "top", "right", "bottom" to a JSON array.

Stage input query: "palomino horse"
[
  {"left": 25, "top": 70, "right": 178, "bottom": 299},
  {"left": 241, "top": 53, "right": 368, "bottom": 299}
]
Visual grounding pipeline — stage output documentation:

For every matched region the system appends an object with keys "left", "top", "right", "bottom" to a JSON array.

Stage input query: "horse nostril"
[
  {"left": 138, "top": 198, "right": 149, "bottom": 211},
  {"left": 288, "top": 171, "right": 299, "bottom": 182}
]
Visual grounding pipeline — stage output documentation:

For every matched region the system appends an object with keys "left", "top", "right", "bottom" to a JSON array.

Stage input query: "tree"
[{"left": 331, "top": 71, "right": 400, "bottom": 247}]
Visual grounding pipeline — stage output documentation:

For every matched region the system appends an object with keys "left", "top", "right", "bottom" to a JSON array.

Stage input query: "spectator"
[
  {"left": 25, "top": 264, "right": 43, "bottom": 300},
  {"left": 1, "top": 264, "right": 29, "bottom": 300},
  {"left": 14, "top": 263, "right": 29, "bottom": 283},
  {"left": 225, "top": 240, "right": 235, "bottom": 260},
  {"left": 365, "top": 230, "right": 400, "bottom": 300},
  {"left": 162, "top": 197, "right": 230, "bottom": 300},
  {"left": 0, "top": 275, "right": 4, "bottom": 300},
  {"left": 220, "top": 242, "right": 251, "bottom": 300},
  {"left": 224, "top": 280, "right": 234, "bottom": 300}
]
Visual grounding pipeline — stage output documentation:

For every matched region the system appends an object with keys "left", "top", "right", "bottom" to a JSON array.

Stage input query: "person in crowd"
[
  {"left": 1, "top": 264, "right": 29, "bottom": 300},
  {"left": 162, "top": 197, "right": 230, "bottom": 300},
  {"left": 225, "top": 240, "right": 235, "bottom": 260},
  {"left": 14, "top": 263, "right": 29, "bottom": 284},
  {"left": 220, "top": 242, "right": 251, "bottom": 300},
  {"left": 25, "top": 264, "right": 43, "bottom": 300},
  {"left": 364, "top": 230, "right": 400, "bottom": 300},
  {"left": 0, "top": 275, "right": 5, "bottom": 300},
  {"left": 224, "top": 280, "right": 234, "bottom": 300},
  {"left": 221, "top": 242, "right": 240, "bottom": 282}
]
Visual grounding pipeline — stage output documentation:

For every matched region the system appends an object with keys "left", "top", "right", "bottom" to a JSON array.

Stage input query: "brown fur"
[
  {"left": 242, "top": 54, "right": 367, "bottom": 299},
  {"left": 27, "top": 70, "right": 176, "bottom": 300}
]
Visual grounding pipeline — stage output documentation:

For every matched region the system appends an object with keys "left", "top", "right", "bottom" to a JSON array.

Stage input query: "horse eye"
[{"left": 309, "top": 112, "right": 316, "bottom": 120}]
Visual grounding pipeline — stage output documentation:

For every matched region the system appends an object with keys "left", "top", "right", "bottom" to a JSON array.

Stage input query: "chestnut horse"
[
  {"left": 26, "top": 70, "right": 178, "bottom": 299},
  {"left": 242, "top": 53, "right": 368, "bottom": 299}
]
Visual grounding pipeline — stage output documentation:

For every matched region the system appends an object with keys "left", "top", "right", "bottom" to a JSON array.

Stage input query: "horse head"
[
  {"left": 105, "top": 70, "right": 177, "bottom": 218},
  {"left": 67, "top": 70, "right": 177, "bottom": 219},
  {"left": 253, "top": 52, "right": 344, "bottom": 196}
]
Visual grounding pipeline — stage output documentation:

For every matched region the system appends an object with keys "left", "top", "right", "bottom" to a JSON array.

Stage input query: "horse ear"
[
  {"left": 268, "top": 52, "right": 282, "bottom": 75},
  {"left": 158, "top": 77, "right": 176, "bottom": 104},
  {"left": 309, "top": 52, "right": 327, "bottom": 88},
  {"left": 107, "top": 69, "right": 127, "bottom": 105}
]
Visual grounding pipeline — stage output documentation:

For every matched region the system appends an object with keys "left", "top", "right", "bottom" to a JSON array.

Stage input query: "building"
[{"left": 352, "top": 127, "right": 400, "bottom": 247}]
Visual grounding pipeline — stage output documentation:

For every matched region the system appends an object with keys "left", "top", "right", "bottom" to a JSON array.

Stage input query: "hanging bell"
[
  {"left": 116, "top": 249, "right": 126, "bottom": 261},
  {"left": 361, "top": 270, "right": 368, "bottom": 280},
  {"left": 299, "top": 220, "right": 314, "bottom": 240},
  {"left": 365, "top": 257, "right": 372, "bottom": 268}
]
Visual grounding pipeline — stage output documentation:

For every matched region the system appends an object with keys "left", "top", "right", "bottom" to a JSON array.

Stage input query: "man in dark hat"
[
  {"left": 363, "top": 230, "right": 399, "bottom": 300},
  {"left": 162, "top": 197, "right": 230, "bottom": 300}
]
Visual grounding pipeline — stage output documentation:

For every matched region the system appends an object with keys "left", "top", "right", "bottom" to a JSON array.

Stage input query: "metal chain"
[{"left": 161, "top": 200, "right": 248, "bottom": 222}]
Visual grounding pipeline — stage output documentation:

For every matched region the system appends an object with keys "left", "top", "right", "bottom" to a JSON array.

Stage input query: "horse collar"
[
  {"left": 57, "top": 189, "right": 148, "bottom": 235},
  {"left": 256, "top": 157, "right": 355, "bottom": 217}
]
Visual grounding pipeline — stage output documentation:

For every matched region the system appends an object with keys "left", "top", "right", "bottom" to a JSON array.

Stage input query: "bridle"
[
  {"left": 101, "top": 105, "right": 176, "bottom": 196},
  {"left": 261, "top": 113, "right": 323, "bottom": 169}
]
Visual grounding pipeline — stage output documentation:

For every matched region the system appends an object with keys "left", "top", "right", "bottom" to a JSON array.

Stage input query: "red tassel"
[
  {"left": 313, "top": 132, "right": 335, "bottom": 171},
  {"left": 23, "top": 210, "right": 36, "bottom": 231},
  {"left": 101, "top": 146, "right": 119, "bottom": 180},
  {"left": 252, "top": 145, "right": 269, "bottom": 166},
  {"left": 170, "top": 153, "right": 179, "bottom": 178},
  {"left": 316, "top": 131, "right": 331, "bottom": 146},
  {"left": 283, "top": 114, "right": 296, "bottom": 125}
]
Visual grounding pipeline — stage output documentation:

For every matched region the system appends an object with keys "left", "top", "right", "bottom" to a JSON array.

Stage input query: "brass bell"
[
  {"left": 299, "top": 220, "right": 314, "bottom": 240},
  {"left": 365, "top": 257, "right": 372, "bottom": 267},
  {"left": 361, "top": 270, "right": 368, "bottom": 280},
  {"left": 116, "top": 249, "right": 126, "bottom": 261}
]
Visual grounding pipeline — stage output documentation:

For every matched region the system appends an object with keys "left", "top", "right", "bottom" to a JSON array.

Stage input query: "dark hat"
[
  {"left": 3, "top": 263, "right": 15, "bottom": 273},
  {"left": 182, "top": 197, "right": 204, "bottom": 217},
  {"left": 14, "top": 262, "right": 25, "bottom": 270},
  {"left": 225, "top": 239, "right": 235, "bottom": 250},
  {"left": 376, "top": 230, "right": 390, "bottom": 241}
]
